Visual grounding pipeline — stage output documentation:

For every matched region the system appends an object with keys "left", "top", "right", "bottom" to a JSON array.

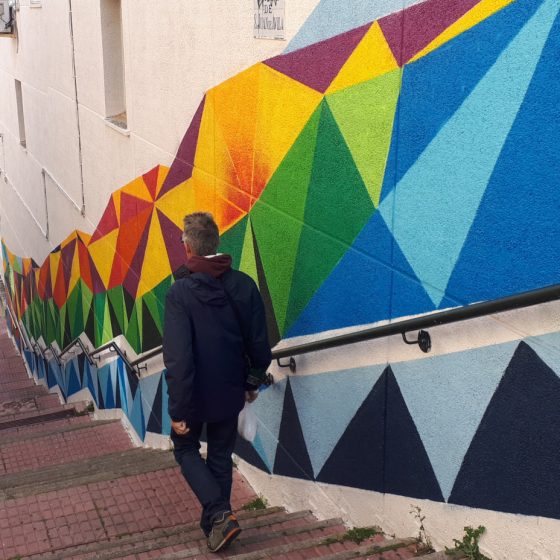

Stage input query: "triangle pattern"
[
  {"left": 378, "top": 0, "right": 482, "bottom": 66},
  {"left": 146, "top": 375, "right": 163, "bottom": 434},
  {"left": 291, "top": 365, "right": 386, "bottom": 477},
  {"left": 140, "top": 372, "right": 163, "bottom": 430},
  {"left": 327, "top": 69, "right": 401, "bottom": 206},
  {"left": 385, "top": 368, "right": 444, "bottom": 501},
  {"left": 449, "top": 342, "right": 560, "bottom": 519},
  {"left": 238, "top": 217, "right": 257, "bottom": 284},
  {"left": 379, "top": 0, "right": 559, "bottom": 307},
  {"left": 265, "top": 23, "right": 371, "bottom": 93},
  {"left": 317, "top": 370, "right": 386, "bottom": 491},
  {"left": 391, "top": 341, "right": 516, "bottom": 500},
  {"left": 273, "top": 379, "right": 314, "bottom": 480},
  {"left": 526, "top": 331, "right": 560, "bottom": 378},
  {"left": 252, "top": 380, "right": 287, "bottom": 472}
]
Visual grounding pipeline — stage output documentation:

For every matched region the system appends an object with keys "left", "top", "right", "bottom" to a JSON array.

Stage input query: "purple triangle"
[
  {"left": 379, "top": 0, "right": 482, "bottom": 66},
  {"left": 60, "top": 240, "right": 77, "bottom": 292},
  {"left": 264, "top": 23, "right": 371, "bottom": 93},
  {"left": 157, "top": 209, "right": 186, "bottom": 274},
  {"left": 159, "top": 96, "right": 206, "bottom": 198}
]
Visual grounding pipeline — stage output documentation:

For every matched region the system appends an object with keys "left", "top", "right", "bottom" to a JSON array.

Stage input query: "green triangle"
[
  {"left": 58, "top": 303, "right": 66, "bottom": 346},
  {"left": 66, "top": 283, "right": 82, "bottom": 337},
  {"left": 152, "top": 275, "right": 172, "bottom": 325},
  {"left": 284, "top": 100, "right": 375, "bottom": 332},
  {"left": 101, "top": 296, "right": 113, "bottom": 344},
  {"left": 81, "top": 281, "right": 93, "bottom": 329},
  {"left": 107, "top": 286, "right": 128, "bottom": 334},
  {"left": 218, "top": 215, "right": 248, "bottom": 270},
  {"left": 249, "top": 106, "right": 321, "bottom": 333},
  {"left": 143, "top": 291, "right": 163, "bottom": 334},
  {"left": 238, "top": 216, "right": 258, "bottom": 284},
  {"left": 326, "top": 69, "right": 402, "bottom": 207},
  {"left": 126, "top": 302, "right": 142, "bottom": 353},
  {"left": 93, "top": 293, "right": 108, "bottom": 347},
  {"left": 46, "top": 299, "right": 57, "bottom": 345},
  {"left": 259, "top": 104, "right": 321, "bottom": 222}
]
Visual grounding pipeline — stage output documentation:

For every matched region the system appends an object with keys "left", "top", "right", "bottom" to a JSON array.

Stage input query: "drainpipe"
[{"left": 68, "top": 0, "right": 86, "bottom": 216}]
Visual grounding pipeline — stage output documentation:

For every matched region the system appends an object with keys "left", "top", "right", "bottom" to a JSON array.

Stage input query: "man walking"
[{"left": 163, "top": 212, "right": 272, "bottom": 552}]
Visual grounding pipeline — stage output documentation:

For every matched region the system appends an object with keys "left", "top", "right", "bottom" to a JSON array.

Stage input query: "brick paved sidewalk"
[{"left": 0, "top": 317, "right": 432, "bottom": 560}]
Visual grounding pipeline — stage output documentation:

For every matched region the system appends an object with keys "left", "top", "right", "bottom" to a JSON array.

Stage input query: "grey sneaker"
[{"left": 207, "top": 511, "right": 241, "bottom": 553}]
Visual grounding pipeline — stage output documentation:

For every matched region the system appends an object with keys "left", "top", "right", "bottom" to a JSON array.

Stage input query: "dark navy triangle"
[
  {"left": 445, "top": 10, "right": 560, "bottom": 305},
  {"left": 449, "top": 342, "right": 560, "bottom": 519},
  {"left": 142, "top": 300, "right": 162, "bottom": 350},
  {"left": 235, "top": 436, "right": 271, "bottom": 474},
  {"left": 273, "top": 378, "right": 314, "bottom": 480},
  {"left": 385, "top": 367, "right": 444, "bottom": 501},
  {"left": 115, "top": 372, "right": 122, "bottom": 409},
  {"left": 146, "top": 376, "right": 163, "bottom": 434},
  {"left": 67, "top": 360, "right": 82, "bottom": 397},
  {"left": 77, "top": 353, "right": 86, "bottom": 386},
  {"left": 379, "top": 0, "right": 543, "bottom": 204},
  {"left": 127, "top": 363, "right": 139, "bottom": 400},
  {"left": 104, "top": 369, "right": 115, "bottom": 409},
  {"left": 316, "top": 369, "right": 385, "bottom": 491},
  {"left": 97, "top": 375, "right": 105, "bottom": 409}
]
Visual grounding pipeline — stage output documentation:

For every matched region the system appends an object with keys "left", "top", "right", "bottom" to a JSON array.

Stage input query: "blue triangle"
[
  {"left": 380, "top": 0, "right": 544, "bottom": 204},
  {"left": 284, "top": 0, "right": 425, "bottom": 54},
  {"left": 379, "top": 0, "right": 559, "bottom": 307},
  {"left": 391, "top": 341, "right": 517, "bottom": 501},
  {"left": 252, "top": 379, "right": 287, "bottom": 471},
  {"left": 129, "top": 388, "right": 146, "bottom": 441},
  {"left": 290, "top": 365, "right": 386, "bottom": 477},
  {"left": 139, "top": 373, "right": 162, "bottom": 430},
  {"left": 97, "top": 364, "right": 111, "bottom": 407},
  {"left": 117, "top": 360, "right": 132, "bottom": 416},
  {"left": 161, "top": 373, "right": 171, "bottom": 436},
  {"left": 287, "top": 211, "right": 436, "bottom": 337},
  {"left": 67, "top": 359, "right": 82, "bottom": 397},
  {"left": 252, "top": 432, "right": 271, "bottom": 472},
  {"left": 446, "top": 8, "right": 560, "bottom": 304}
]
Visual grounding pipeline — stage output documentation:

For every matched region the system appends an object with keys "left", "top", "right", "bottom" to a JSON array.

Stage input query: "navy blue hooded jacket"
[{"left": 163, "top": 260, "right": 271, "bottom": 424}]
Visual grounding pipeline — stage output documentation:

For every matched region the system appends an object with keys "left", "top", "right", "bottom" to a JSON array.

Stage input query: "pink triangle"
[
  {"left": 264, "top": 23, "right": 371, "bottom": 93},
  {"left": 159, "top": 96, "right": 206, "bottom": 198},
  {"left": 91, "top": 198, "right": 119, "bottom": 242},
  {"left": 378, "top": 0, "right": 482, "bottom": 66}
]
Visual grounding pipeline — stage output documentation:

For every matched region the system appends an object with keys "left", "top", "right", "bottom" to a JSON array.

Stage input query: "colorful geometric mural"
[
  {"left": 3, "top": 0, "right": 560, "bottom": 354},
  {"left": 2, "top": 0, "right": 560, "bottom": 525}
]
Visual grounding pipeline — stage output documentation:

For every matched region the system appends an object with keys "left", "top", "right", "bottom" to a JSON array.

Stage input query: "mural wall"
[{"left": 3, "top": 0, "right": 560, "bottom": 531}]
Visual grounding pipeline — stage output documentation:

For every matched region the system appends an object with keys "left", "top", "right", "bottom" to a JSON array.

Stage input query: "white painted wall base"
[{"left": 235, "top": 459, "right": 560, "bottom": 560}]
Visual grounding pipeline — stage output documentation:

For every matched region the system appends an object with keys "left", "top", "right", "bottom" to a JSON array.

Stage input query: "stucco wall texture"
[{"left": 2, "top": 1, "right": 560, "bottom": 558}]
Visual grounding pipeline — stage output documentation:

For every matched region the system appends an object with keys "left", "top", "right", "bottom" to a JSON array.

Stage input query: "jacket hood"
[
  {"left": 185, "top": 273, "right": 228, "bottom": 307},
  {"left": 186, "top": 254, "right": 232, "bottom": 278}
]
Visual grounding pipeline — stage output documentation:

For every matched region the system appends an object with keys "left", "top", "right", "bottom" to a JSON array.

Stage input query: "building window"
[
  {"left": 100, "top": 0, "right": 127, "bottom": 129},
  {"left": 15, "top": 80, "right": 26, "bottom": 147}
]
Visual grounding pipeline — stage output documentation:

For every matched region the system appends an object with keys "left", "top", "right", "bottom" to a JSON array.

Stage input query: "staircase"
[{"left": 0, "top": 318, "right": 442, "bottom": 560}]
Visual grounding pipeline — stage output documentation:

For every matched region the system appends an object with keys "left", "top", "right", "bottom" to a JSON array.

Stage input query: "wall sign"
[{"left": 254, "top": 0, "right": 285, "bottom": 40}]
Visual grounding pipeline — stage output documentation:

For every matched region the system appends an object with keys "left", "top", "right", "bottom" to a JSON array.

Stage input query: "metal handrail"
[
  {"left": 58, "top": 337, "right": 95, "bottom": 366},
  {"left": 3, "top": 283, "right": 559, "bottom": 377},
  {"left": 272, "top": 283, "right": 560, "bottom": 361}
]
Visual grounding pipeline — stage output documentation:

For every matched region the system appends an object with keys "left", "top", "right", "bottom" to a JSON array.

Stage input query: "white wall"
[{"left": 0, "top": 0, "right": 319, "bottom": 263}]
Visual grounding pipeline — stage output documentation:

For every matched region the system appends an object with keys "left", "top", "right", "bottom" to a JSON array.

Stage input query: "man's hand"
[
  {"left": 171, "top": 420, "right": 189, "bottom": 435},
  {"left": 245, "top": 390, "right": 259, "bottom": 403}
]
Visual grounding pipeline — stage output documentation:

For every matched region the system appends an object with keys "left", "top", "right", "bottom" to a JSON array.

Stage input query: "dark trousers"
[{"left": 171, "top": 416, "right": 238, "bottom": 535}]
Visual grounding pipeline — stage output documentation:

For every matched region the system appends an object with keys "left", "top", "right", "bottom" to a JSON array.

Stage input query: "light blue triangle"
[
  {"left": 290, "top": 365, "right": 386, "bottom": 477},
  {"left": 391, "top": 341, "right": 518, "bottom": 501},
  {"left": 252, "top": 379, "right": 287, "bottom": 471},
  {"left": 139, "top": 372, "right": 162, "bottom": 430},
  {"left": 109, "top": 360, "right": 119, "bottom": 403},
  {"left": 129, "top": 389, "right": 146, "bottom": 441},
  {"left": 379, "top": 0, "right": 560, "bottom": 307},
  {"left": 89, "top": 363, "right": 99, "bottom": 405},
  {"left": 284, "top": 0, "right": 426, "bottom": 54},
  {"left": 252, "top": 432, "right": 272, "bottom": 472},
  {"left": 117, "top": 360, "right": 131, "bottom": 415},
  {"left": 161, "top": 374, "right": 171, "bottom": 436},
  {"left": 97, "top": 364, "right": 110, "bottom": 406},
  {"left": 526, "top": 331, "right": 560, "bottom": 377}
]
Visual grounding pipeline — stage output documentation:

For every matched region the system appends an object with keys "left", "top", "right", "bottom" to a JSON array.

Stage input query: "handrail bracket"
[
  {"left": 402, "top": 330, "right": 431, "bottom": 353},
  {"left": 276, "top": 357, "right": 296, "bottom": 373}
]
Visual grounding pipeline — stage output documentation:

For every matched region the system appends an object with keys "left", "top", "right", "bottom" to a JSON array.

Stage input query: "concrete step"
[
  {"left": 0, "top": 447, "right": 176, "bottom": 499},
  {"left": 0, "top": 420, "right": 133, "bottom": 476},
  {"left": 0, "top": 384, "right": 49, "bottom": 402},
  {"left": 19, "top": 507, "right": 289, "bottom": 560},
  {"left": 0, "top": 404, "right": 84, "bottom": 431}
]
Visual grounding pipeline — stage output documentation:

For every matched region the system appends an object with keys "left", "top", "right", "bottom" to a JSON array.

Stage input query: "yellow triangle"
[
  {"left": 253, "top": 64, "right": 322, "bottom": 198},
  {"left": 49, "top": 252, "right": 61, "bottom": 294},
  {"left": 112, "top": 193, "right": 121, "bottom": 223},
  {"left": 88, "top": 229, "right": 119, "bottom": 290},
  {"left": 120, "top": 175, "right": 153, "bottom": 203},
  {"left": 136, "top": 212, "right": 172, "bottom": 299},
  {"left": 68, "top": 245, "right": 81, "bottom": 295},
  {"left": 156, "top": 178, "right": 198, "bottom": 228},
  {"left": 327, "top": 22, "right": 399, "bottom": 94},
  {"left": 409, "top": 0, "right": 515, "bottom": 63},
  {"left": 154, "top": 165, "right": 170, "bottom": 198}
]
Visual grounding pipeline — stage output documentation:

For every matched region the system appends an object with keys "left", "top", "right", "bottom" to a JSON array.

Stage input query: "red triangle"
[
  {"left": 53, "top": 257, "right": 67, "bottom": 309},
  {"left": 378, "top": 0, "right": 481, "bottom": 66},
  {"left": 91, "top": 198, "right": 119, "bottom": 242},
  {"left": 108, "top": 207, "right": 153, "bottom": 290},
  {"left": 120, "top": 192, "right": 154, "bottom": 225},
  {"left": 77, "top": 240, "right": 94, "bottom": 293},
  {"left": 143, "top": 166, "right": 160, "bottom": 200}
]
